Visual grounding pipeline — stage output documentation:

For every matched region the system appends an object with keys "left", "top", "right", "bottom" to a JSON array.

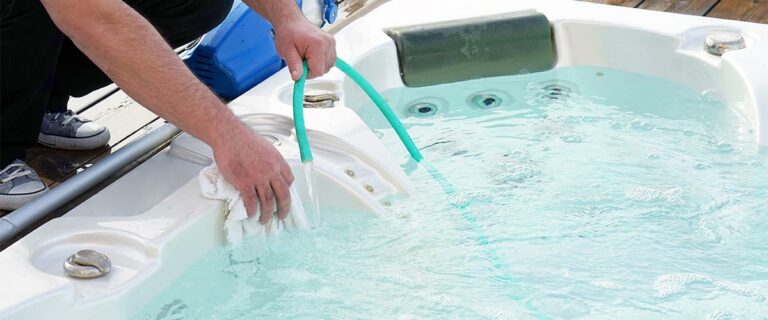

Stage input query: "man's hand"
[
  {"left": 244, "top": 0, "right": 336, "bottom": 81},
  {"left": 213, "top": 124, "right": 295, "bottom": 224},
  {"left": 274, "top": 19, "right": 336, "bottom": 81}
]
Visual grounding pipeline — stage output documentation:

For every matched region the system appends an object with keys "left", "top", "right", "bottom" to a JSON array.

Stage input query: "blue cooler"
[{"left": 184, "top": 0, "right": 337, "bottom": 100}]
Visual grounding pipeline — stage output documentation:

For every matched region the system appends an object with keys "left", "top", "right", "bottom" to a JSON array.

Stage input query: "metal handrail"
[{"left": 0, "top": 124, "right": 181, "bottom": 246}]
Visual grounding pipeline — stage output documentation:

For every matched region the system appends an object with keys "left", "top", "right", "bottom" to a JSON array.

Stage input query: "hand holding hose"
[{"left": 273, "top": 17, "right": 336, "bottom": 80}]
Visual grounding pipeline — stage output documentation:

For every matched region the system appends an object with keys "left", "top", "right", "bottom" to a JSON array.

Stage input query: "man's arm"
[{"left": 40, "top": 0, "right": 304, "bottom": 223}]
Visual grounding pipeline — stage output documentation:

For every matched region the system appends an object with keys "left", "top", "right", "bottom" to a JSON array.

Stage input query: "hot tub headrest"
[{"left": 385, "top": 11, "right": 554, "bottom": 87}]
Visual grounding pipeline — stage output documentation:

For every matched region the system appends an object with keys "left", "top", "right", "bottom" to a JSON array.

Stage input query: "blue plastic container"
[{"left": 185, "top": 1, "right": 284, "bottom": 100}]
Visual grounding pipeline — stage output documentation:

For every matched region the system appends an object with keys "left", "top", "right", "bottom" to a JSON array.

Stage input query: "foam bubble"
[
  {"left": 714, "top": 280, "right": 766, "bottom": 302},
  {"left": 484, "top": 154, "right": 541, "bottom": 185},
  {"left": 706, "top": 310, "right": 731, "bottom": 320},
  {"left": 592, "top": 280, "right": 624, "bottom": 290},
  {"left": 624, "top": 186, "right": 685, "bottom": 205},
  {"left": 500, "top": 165, "right": 540, "bottom": 183},
  {"left": 448, "top": 194, "right": 470, "bottom": 208},
  {"left": 697, "top": 203, "right": 753, "bottom": 243},
  {"left": 506, "top": 149, "right": 529, "bottom": 159},
  {"left": 653, "top": 273, "right": 712, "bottom": 297}
]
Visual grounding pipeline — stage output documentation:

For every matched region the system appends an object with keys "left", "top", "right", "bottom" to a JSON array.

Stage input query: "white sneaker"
[
  {"left": 0, "top": 160, "right": 48, "bottom": 211},
  {"left": 38, "top": 110, "right": 110, "bottom": 150}
]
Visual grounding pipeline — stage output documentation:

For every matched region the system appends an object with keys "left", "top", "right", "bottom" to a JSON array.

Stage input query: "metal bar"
[{"left": 0, "top": 124, "right": 181, "bottom": 245}]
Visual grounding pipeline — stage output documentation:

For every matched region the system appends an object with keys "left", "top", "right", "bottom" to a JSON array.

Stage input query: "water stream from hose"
[{"left": 302, "top": 161, "right": 321, "bottom": 229}]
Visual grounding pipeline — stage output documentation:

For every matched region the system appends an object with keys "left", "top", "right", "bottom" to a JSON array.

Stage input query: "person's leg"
[
  {"left": 0, "top": 0, "right": 65, "bottom": 167},
  {"left": 0, "top": 0, "right": 56, "bottom": 208},
  {"left": 48, "top": 0, "right": 234, "bottom": 110},
  {"left": 40, "top": 0, "right": 233, "bottom": 150}
]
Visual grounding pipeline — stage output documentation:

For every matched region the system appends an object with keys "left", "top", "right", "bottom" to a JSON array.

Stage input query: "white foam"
[
  {"left": 591, "top": 280, "right": 624, "bottom": 290},
  {"left": 624, "top": 186, "right": 685, "bottom": 205},
  {"left": 653, "top": 273, "right": 712, "bottom": 297},
  {"left": 706, "top": 310, "right": 731, "bottom": 320}
]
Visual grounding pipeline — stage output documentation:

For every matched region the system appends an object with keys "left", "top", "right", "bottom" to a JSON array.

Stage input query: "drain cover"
[{"left": 705, "top": 31, "right": 746, "bottom": 56}]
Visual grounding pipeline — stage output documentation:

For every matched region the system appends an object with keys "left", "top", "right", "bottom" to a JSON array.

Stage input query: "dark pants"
[{"left": 0, "top": 0, "right": 233, "bottom": 167}]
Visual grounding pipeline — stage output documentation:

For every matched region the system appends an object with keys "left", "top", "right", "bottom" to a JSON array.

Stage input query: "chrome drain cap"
[
  {"left": 63, "top": 250, "right": 111, "bottom": 279},
  {"left": 705, "top": 31, "right": 746, "bottom": 56}
]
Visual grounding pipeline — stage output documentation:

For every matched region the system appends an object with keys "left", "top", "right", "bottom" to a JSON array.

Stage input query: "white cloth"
[{"left": 198, "top": 164, "right": 310, "bottom": 245}]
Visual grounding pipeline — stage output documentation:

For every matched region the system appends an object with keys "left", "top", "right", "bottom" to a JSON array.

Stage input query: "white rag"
[{"left": 198, "top": 164, "right": 310, "bottom": 245}]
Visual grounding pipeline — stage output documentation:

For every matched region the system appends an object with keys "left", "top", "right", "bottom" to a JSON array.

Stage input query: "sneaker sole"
[
  {"left": 0, "top": 187, "right": 49, "bottom": 211},
  {"left": 38, "top": 131, "right": 111, "bottom": 150}
]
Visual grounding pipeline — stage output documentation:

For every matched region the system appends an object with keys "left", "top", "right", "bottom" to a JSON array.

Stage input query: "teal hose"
[
  {"left": 292, "top": 61, "right": 312, "bottom": 163},
  {"left": 292, "top": 58, "right": 423, "bottom": 163},
  {"left": 334, "top": 58, "right": 423, "bottom": 162}
]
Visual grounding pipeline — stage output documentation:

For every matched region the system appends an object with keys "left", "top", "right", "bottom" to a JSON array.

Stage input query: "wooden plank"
[
  {"left": 23, "top": 91, "right": 156, "bottom": 187},
  {"left": 639, "top": 0, "right": 720, "bottom": 15},
  {"left": 79, "top": 91, "right": 157, "bottom": 146},
  {"left": 579, "top": 0, "right": 644, "bottom": 7},
  {"left": 110, "top": 117, "right": 165, "bottom": 150},
  {"left": 328, "top": 0, "right": 390, "bottom": 33},
  {"left": 23, "top": 146, "right": 110, "bottom": 187},
  {"left": 67, "top": 84, "right": 119, "bottom": 113},
  {"left": 707, "top": 0, "right": 768, "bottom": 23},
  {"left": 339, "top": 0, "right": 372, "bottom": 14}
]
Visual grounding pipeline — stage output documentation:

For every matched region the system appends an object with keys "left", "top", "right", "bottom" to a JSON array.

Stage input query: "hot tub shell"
[{"left": 1, "top": 0, "right": 767, "bottom": 319}]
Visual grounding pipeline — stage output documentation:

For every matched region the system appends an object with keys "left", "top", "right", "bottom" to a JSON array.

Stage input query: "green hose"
[
  {"left": 292, "top": 58, "right": 424, "bottom": 163},
  {"left": 292, "top": 61, "right": 312, "bottom": 163},
  {"left": 334, "top": 58, "right": 423, "bottom": 162}
]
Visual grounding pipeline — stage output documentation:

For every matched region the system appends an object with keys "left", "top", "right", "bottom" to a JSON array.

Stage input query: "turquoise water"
[{"left": 133, "top": 67, "right": 768, "bottom": 319}]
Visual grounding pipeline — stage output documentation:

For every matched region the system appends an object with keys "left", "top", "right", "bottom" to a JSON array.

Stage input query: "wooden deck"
[
  {"left": 1, "top": 0, "right": 764, "bottom": 234},
  {"left": 580, "top": 0, "right": 768, "bottom": 24}
]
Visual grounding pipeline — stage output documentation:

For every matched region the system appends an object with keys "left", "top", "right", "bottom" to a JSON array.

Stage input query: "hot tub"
[{"left": 1, "top": 0, "right": 767, "bottom": 319}]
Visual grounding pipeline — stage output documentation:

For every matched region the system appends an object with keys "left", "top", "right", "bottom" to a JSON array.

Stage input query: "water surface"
[{"left": 135, "top": 66, "right": 768, "bottom": 320}]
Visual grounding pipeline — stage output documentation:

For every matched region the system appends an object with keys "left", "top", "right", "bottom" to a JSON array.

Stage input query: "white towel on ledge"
[{"left": 198, "top": 164, "right": 310, "bottom": 245}]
